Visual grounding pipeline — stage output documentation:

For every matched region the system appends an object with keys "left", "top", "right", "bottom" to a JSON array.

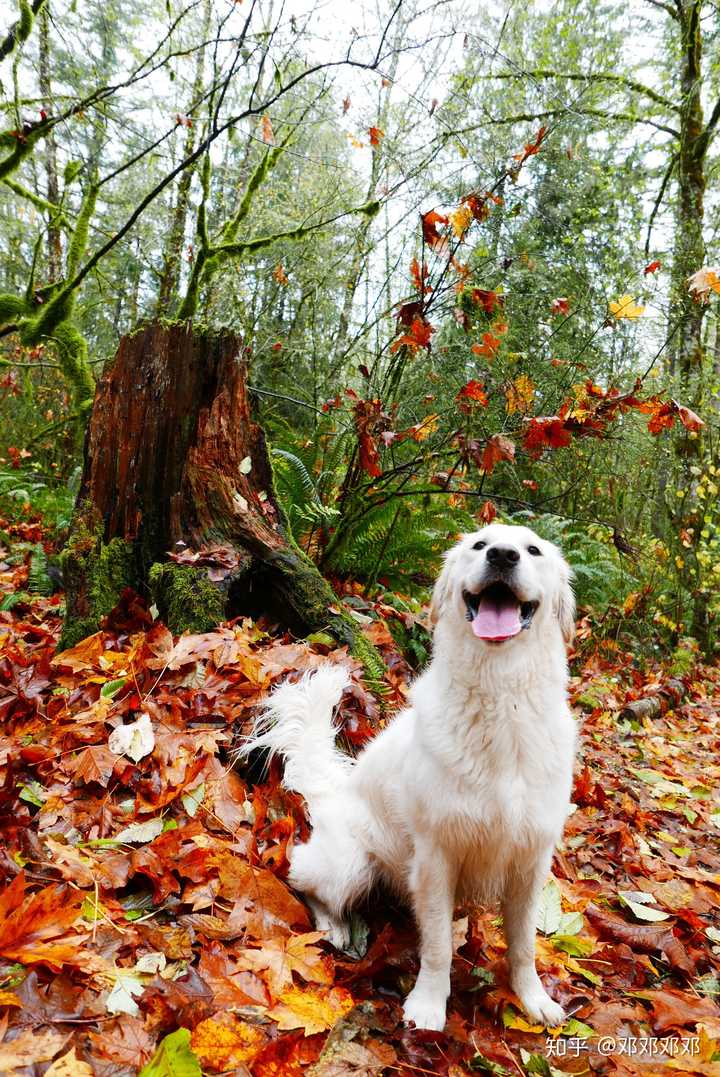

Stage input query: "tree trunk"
[
  {"left": 155, "top": 0, "right": 211, "bottom": 314},
  {"left": 667, "top": 0, "right": 710, "bottom": 648},
  {"left": 59, "top": 323, "right": 370, "bottom": 656},
  {"left": 38, "top": 4, "right": 61, "bottom": 282}
]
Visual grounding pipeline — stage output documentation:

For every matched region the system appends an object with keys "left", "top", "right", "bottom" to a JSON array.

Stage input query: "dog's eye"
[
  {"left": 527, "top": 545, "right": 542, "bottom": 556},
  {"left": 473, "top": 540, "right": 486, "bottom": 551}
]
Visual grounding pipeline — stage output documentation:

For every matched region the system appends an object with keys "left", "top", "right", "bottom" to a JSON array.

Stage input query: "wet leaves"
[{"left": 3, "top": 533, "right": 720, "bottom": 1074}]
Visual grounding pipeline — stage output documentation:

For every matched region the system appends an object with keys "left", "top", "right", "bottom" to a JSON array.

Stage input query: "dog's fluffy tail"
[{"left": 238, "top": 665, "right": 353, "bottom": 812}]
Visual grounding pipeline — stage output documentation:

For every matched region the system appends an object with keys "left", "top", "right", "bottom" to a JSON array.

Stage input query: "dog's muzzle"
[{"left": 462, "top": 580, "right": 539, "bottom": 642}]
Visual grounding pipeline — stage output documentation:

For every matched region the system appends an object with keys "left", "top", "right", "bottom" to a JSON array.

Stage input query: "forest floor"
[{"left": 1, "top": 516, "right": 720, "bottom": 1077}]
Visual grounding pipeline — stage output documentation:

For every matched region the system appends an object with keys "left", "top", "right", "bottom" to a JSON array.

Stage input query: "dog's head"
[{"left": 430, "top": 523, "right": 575, "bottom": 647}]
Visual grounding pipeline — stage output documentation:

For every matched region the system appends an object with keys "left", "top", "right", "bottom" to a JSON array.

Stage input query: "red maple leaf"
[
  {"left": 391, "top": 316, "right": 434, "bottom": 353},
  {"left": 471, "top": 332, "right": 501, "bottom": 359},
  {"left": 456, "top": 380, "right": 488, "bottom": 407},
  {"left": 523, "top": 417, "right": 572, "bottom": 457},
  {"left": 421, "top": 209, "right": 449, "bottom": 250},
  {"left": 480, "top": 434, "right": 515, "bottom": 474},
  {"left": 472, "top": 289, "right": 503, "bottom": 314},
  {"left": 513, "top": 125, "right": 547, "bottom": 164},
  {"left": 644, "top": 260, "right": 662, "bottom": 275}
]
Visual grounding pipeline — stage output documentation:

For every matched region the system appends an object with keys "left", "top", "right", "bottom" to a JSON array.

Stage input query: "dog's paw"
[
  {"left": 518, "top": 987, "right": 565, "bottom": 1028},
  {"left": 403, "top": 988, "right": 447, "bottom": 1031}
]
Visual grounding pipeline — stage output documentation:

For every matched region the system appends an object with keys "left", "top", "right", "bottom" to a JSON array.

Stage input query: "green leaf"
[
  {"left": 101, "top": 677, "right": 127, "bottom": 699},
  {"left": 552, "top": 934, "right": 594, "bottom": 957},
  {"left": 18, "top": 781, "right": 45, "bottom": 807},
  {"left": 561, "top": 1017, "right": 594, "bottom": 1038},
  {"left": 536, "top": 879, "right": 562, "bottom": 935},
  {"left": 138, "top": 1029, "right": 201, "bottom": 1077},
  {"left": 469, "top": 1052, "right": 510, "bottom": 1074}
]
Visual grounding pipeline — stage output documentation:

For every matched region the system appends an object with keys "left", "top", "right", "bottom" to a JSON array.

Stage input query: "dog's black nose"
[{"left": 486, "top": 544, "right": 520, "bottom": 569}]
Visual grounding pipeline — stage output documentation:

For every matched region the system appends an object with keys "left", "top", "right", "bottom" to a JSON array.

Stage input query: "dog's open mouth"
[{"left": 463, "top": 582, "right": 539, "bottom": 642}]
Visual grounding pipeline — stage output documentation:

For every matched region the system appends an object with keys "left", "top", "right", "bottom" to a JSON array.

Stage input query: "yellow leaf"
[
  {"left": 191, "top": 1018, "right": 265, "bottom": 1070},
  {"left": 505, "top": 373, "right": 535, "bottom": 414},
  {"left": 412, "top": 414, "right": 439, "bottom": 441},
  {"left": 449, "top": 204, "right": 472, "bottom": 238},
  {"left": 609, "top": 294, "right": 645, "bottom": 320},
  {"left": 0, "top": 989, "right": 21, "bottom": 1007},
  {"left": 268, "top": 985, "right": 354, "bottom": 1035},
  {"left": 45, "top": 1049, "right": 94, "bottom": 1077}
]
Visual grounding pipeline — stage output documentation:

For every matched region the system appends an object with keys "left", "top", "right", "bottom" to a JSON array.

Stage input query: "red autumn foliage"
[
  {"left": 2, "top": 518, "right": 720, "bottom": 1073},
  {"left": 421, "top": 209, "right": 449, "bottom": 250}
]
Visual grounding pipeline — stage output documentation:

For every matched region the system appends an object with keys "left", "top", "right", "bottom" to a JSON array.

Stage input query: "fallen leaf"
[{"left": 108, "top": 712, "right": 155, "bottom": 763}]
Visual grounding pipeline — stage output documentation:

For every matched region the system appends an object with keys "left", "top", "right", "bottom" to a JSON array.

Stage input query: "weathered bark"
[{"left": 60, "top": 323, "right": 371, "bottom": 654}]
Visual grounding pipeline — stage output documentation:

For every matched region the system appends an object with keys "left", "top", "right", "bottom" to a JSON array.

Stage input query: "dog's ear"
[
  {"left": 430, "top": 543, "right": 461, "bottom": 626},
  {"left": 555, "top": 554, "right": 576, "bottom": 645}
]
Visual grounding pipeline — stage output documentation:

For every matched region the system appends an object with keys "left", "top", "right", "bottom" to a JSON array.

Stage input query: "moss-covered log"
[{"left": 60, "top": 322, "right": 372, "bottom": 656}]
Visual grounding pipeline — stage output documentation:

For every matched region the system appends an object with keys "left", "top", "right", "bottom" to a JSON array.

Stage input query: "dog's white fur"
[{"left": 240, "top": 523, "right": 577, "bottom": 1031}]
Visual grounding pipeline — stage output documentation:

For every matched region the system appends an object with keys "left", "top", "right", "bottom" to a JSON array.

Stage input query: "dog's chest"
[{"left": 424, "top": 695, "right": 572, "bottom": 857}]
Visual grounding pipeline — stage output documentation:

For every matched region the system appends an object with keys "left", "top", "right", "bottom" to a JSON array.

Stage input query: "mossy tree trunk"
[{"left": 60, "top": 323, "right": 367, "bottom": 654}]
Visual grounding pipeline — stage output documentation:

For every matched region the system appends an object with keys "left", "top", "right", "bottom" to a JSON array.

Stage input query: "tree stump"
[{"left": 60, "top": 323, "right": 364, "bottom": 652}]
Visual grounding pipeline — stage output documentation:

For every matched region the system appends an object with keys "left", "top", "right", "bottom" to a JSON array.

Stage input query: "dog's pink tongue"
[{"left": 471, "top": 596, "right": 522, "bottom": 640}]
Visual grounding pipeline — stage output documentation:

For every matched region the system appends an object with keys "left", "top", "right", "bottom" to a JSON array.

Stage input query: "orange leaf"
[
  {"left": 0, "top": 873, "right": 87, "bottom": 971},
  {"left": 644, "top": 260, "right": 662, "bottom": 275},
  {"left": 456, "top": 380, "right": 488, "bottom": 407},
  {"left": 471, "top": 288, "right": 502, "bottom": 314},
  {"left": 421, "top": 209, "right": 449, "bottom": 250},
  {"left": 478, "top": 499, "right": 497, "bottom": 523},
  {"left": 391, "top": 316, "right": 434, "bottom": 354},
  {"left": 236, "top": 932, "right": 333, "bottom": 998},
  {"left": 481, "top": 434, "right": 515, "bottom": 474},
  {"left": 512, "top": 125, "right": 547, "bottom": 164},
  {"left": 368, "top": 126, "right": 384, "bottom": 146},
  {"left": 267, "top": 985, "right": 354, "bottom": 1035},
  {"left": 672, "top": 399, "right": 703, "bottom": 432},
  {"left": 260, "top": 115, "right": 274, "bottom": 144},
  {"left": 472, "top": 331, "right": 501, "bottom": 359},
  {"left": 191, "top": 1017, "right": 266, "bottom": 1071},
  {"left": 273, "top": 263, "right": 289, "bottom": 285},
  {"left": 551, "top": 297, "right": 569, "bottom": 316}
]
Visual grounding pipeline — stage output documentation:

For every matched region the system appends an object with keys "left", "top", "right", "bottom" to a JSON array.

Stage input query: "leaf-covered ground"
[{"left": 2, "top": 522, "right": 720, "bottom": 1076}]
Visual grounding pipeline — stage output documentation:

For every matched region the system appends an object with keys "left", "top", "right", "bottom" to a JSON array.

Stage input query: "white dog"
[{"left": 240, "top": 523, "right": 577, "bottom": 1031}]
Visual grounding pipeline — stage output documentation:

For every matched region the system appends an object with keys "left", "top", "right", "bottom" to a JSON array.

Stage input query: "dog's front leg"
[
  {"left": 502, "top": 854, "right": 565, "bottom": 1027},
  {"left": 403, "top": 841, "right": 457, "bottom": 1031}
]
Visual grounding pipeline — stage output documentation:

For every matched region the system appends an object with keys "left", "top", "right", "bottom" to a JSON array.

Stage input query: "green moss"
[
  {"left": 59, "top": 529, "right": 135, "bottom": 648},
  {"left": 0, "top": 292, "right": 28, "bottom": 324},
  {"left": 149, "top": 562, "right": 226, "bottom": 634}
]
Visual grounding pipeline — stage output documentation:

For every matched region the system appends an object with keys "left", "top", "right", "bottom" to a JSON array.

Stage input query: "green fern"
[
  {"left": 512, "top": 511, "right": 629, "bottom": 609},
  {"left": 272, "top": 449, "right": 340, "bottom": 541},
  {"left": 325, "top": 495, "right": 475, "bottom": 592},
  {"left": 28, "top": 542, "right": 53, "bottom": 596}
]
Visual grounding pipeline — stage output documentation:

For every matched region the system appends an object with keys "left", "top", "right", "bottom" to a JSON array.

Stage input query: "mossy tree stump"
[{"left": 60, "top": 323, "right": 365, "bottom": 652}]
